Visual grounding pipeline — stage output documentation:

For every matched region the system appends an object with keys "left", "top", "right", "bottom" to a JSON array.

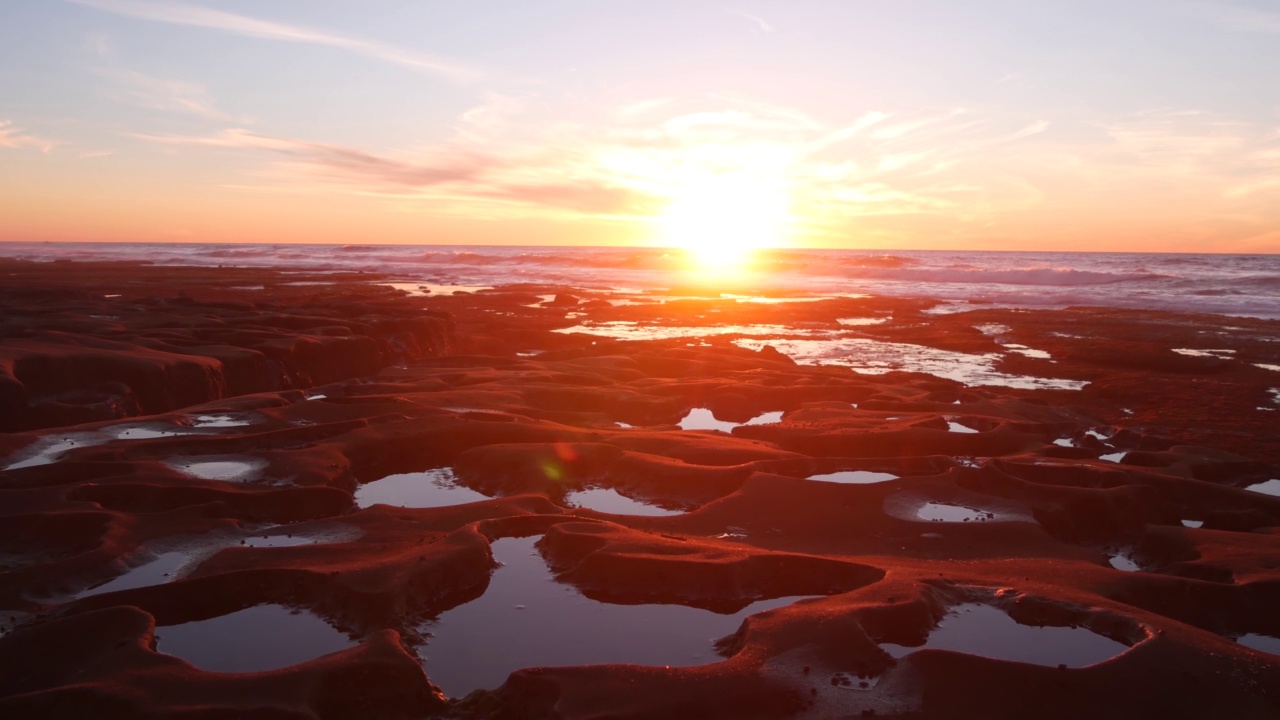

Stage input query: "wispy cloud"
[
  {"left": 1099, "top": 109, "right": 1280, "bottom": 197},
  {"left": 122, "top": 94, "right": 1280, "bottom": 243},
  {"left": 0, "top": 120, "right": 58, "bottom": 152},
  {"left": 133, "top": 128, "right": 494, "bottom": 185},
  {"left": 132, "top": 127, "right": 656, "bottom": 216},
  {"left": 83, "top": 28, "right": 242, "bottom": 122},
  {"left": 96, "top": 66, "right": 241, "bottom": 121},
  {"left": 730, "top": 10, "right": 774, "bottom": 34},
  {"left": 69, "top": 0, "right": 481, "bottom": 84},
  {"left": 1102, "top": 110, "right": 1278, "bottom": 169},
  {"left": 124, "top": 95, "right": 1057, "bottom": 227}
]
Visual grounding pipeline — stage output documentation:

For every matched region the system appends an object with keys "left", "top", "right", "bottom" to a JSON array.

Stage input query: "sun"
[{"left": 658, "top": 171, "right": 792, "bottom": 274}]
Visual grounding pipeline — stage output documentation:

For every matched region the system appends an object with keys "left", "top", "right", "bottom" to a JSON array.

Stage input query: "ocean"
[{"left": 2, "top": 242, "right": 1278, "bottom": 320}]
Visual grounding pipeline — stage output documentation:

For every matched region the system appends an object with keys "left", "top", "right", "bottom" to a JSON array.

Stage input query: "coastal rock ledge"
[{"left": 0, "top": 261, "right": 457, "bottom": 432}]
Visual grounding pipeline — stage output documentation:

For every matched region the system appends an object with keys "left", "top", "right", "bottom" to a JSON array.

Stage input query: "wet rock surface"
[
  {"left": 1, "top": 261, "right": 1279, "bottom": 719},
  {"left": 0, "top": 260, "right": 456, "bottom": 432}
]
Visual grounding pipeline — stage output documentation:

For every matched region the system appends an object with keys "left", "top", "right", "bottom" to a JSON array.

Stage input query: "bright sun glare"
[{"left": 658, "top": 171, "right": 791, "bottom": 275}]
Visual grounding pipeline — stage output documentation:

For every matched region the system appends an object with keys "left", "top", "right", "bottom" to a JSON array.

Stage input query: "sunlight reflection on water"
[
  {"left": 555, "top": 322, "right": 823, "bottom": 342},
  {"left": 678, "top": 408, "right": 782, "bottom": 432},
  {"left": 734, "top": 338, "right": 1088, "bottom": 391}
]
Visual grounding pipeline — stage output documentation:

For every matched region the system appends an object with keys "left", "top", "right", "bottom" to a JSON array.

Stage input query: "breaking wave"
[{"left": 2, "top": 242, "right": 1277, "bottom": 319}]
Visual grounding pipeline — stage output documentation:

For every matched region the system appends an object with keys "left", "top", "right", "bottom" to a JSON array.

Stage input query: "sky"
[{"left": 1, "top": 1, "right": 1278, "bottom": 252}]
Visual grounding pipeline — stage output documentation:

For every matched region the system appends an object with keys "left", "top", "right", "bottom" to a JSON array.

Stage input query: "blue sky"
[{"left": 1, "top": 1, "right": 1277, "bottom": 251}]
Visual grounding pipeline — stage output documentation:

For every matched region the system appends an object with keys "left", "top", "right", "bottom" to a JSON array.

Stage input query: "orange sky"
[{"left": 2, "top": 1, "right": 1278, "bottom": 253}]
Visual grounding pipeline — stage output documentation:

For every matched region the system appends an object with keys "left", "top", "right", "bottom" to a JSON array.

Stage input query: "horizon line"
[{"left": 0, "top": 239, "right": 1275, "bottom": 256}]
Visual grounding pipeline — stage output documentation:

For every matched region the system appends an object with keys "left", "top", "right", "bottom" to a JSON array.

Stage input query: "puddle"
[
  {"left": 156, "top": 604, "right": 356, "bottom": 672},
  {"left": 1053, "top": 438, "right": 1075, "bottom": 447},
  {"left": 1181, "top": 520, "right": 1204, "bottom": 529},
  {"left": 1172, "top": 348, "right": 1235, "bottom": 358},
  {"left": 721, "top": 294, "right": 840, "bottom": 305},
  {"left": 0, "top": 612, "right": 33, "bottom": 638},
  {"left": 77, "top": 550, "right": 197, "bottom": 598},
  {"left": 837, "top": 317, "right": 889, "bottom": 326},
  {"left": 75, "top": 526, "right": 359, "bottom": 597},
  {"left": 168, "top": 457, "right": 268, "bottom": 482},
  {"left": 916, "top": 503, "right": 998, "bottom": 523},
  {"left": 1098, "top": 452, "right": 1127, "bottom": 463},
  {"left": 355, "top": 468, "right": 490, "bottom": 509},
  {"left": 1085, "top": 429, "right": 1111, "bottom": 441},
  {"left": 240, "top": 526, "right": 360, "bottom": 548},
  {"left": 382, "top": 282, "right": 494, "bottom": 296},
  {"left": 1244, "top": 479, "right": 1280, "bottom": 497},
  {"left": 678, "top": 408, "right": 744, "bottom": 432},
  {"left": 3, "top": 433, "right": 110, "bottom": 470},
  {"left": 678, "top": 408, "right": 782, "bottom": 432},
  {"left": 190, "top": 414, "right": 255, "bottom": 428},
  {"left": 557, "top": 322, "right": 827, "bottom": 342},
  {"left": 1255, "top": 363, "right": 1280, "bottom": 372},
  {"left": 946, "top": 421, "right": 979, "bottom": 434},
  {"left": 3, "top": 418, "right": 256, "bottom": 465},
  {"left": 733, "top": 338, "right": 1087, "bottom": 391},
  {"left": 1108, "top": 552, "right": 1141, "bottom": 572},
  {"left": 107, "top": 424, "right": 192, "bottom": 440},
  {"left": 977, "top": 325, "right": 1049, "bottom": 358},
  {"left": 1237, "top": 633, "right": 1280, "bottom": 656},
  {"left": 564, "top": 487, "right": 683, "bottom": 516},
  {"left": 615, "top": 421, "right": 634, "bottom": 429},
  {"left": 806, "top": 470, "right": 899, "bottom": 485},
  {"left": 419, "top": 536, "right": 808, "bottom": 697},
  {"left": 880, "top": 603, "right": 1129, "bottom": 667},
  {"left": 1003, "top": 344, "right": 1052, "bottom": 359}
]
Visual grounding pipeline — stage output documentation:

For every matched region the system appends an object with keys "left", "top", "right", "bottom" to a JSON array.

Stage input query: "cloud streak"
[
  {"left": 96, "top": 66, "right": 241, "bottom": 121},
  {"left": 126, "top": 97, "right": 1058, "bottom": 228},
  {"left": 1099, "top": 109, "right": 1280, "bottom": 198},
  {"left": 731, "top": 11, "right": 774, "bottom": 34},
  {"left": 133, "top": 128, "right": 493, "bottom": 185},
  {"left": 124, "top": 94, "right": 1280, "bottom": 244},
  {"left": 0, "top": 120, "right": 58, "bottom": 152},
  {"left": 132, "top": 127, "right": 656, "bottom": 216},
  {"left": 69, "top": 0, "right": 481, "bottom": 84}
]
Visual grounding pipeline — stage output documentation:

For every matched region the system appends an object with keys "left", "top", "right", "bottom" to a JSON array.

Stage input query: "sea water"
[
  {"left": 4, "top": 243, "right": 1279, "bottom": 319},
  {"left": 6, "top": 243, "right": 1276, "bottom": 392}
]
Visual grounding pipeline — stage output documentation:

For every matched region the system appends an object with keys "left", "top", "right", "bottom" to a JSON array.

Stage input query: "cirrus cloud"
[
  {"left": 0, "top": 120, "right": 58, "bottom": 152},
  {"left": 69, "top": 0, "right": 482, "bottom": 84}
]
